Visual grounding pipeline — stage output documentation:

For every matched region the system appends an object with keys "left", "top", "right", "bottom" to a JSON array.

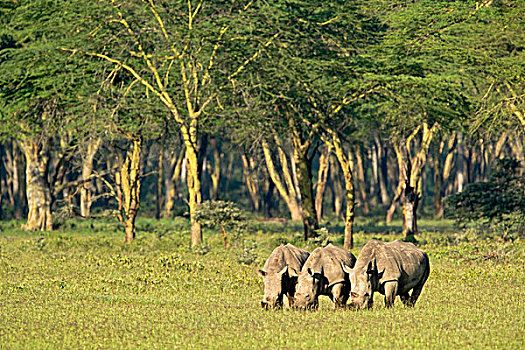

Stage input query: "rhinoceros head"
[
  {"left": 294, "top": 267, "right": 324, "bottom": 310},
  {"left": 257, "top": 266, "right": 293, "bottom": 309},
  {"left": 343, "top": 260, "right": 383, "bottom": 310}
]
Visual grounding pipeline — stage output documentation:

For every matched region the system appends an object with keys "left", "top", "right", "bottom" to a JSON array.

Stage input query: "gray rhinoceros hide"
[
  {"left": 257, "top": 243, "right": 309, "bottom": 308},
  {"left": 294, "top": 243, "right": 356, "bottom": 309},
  {"left": 345, "top": 239, "right": 430, "bottom": 309}
]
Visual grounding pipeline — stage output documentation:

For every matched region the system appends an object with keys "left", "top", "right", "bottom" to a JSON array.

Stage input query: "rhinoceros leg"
[
  {"left": 286, "top": 294, "right": 295, "bottom": 308},
  {"left": 383, "top": 281, "right": 398, "bottom": 308},
  {"left": 408, "top": 260, "right": 430, "bottom": 307},
  {"left": 407, "top": 280, "right": 426, "bottom": 307},
  {"left": 400, "top": 292, "right": 411, "bottom": 306},
  {"left": 330, "top": 283, "right": 347, "bottom": 309}
]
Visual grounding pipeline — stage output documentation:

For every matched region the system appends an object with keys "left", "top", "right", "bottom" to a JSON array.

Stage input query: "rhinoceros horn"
[
  {"left": 341, "top": 262, "right": 353, "bottom": 274},
  {"left": 278, "top": 265, "right": 288, "bottom": 277},
  {"left": 288, "top": 267, "right": 298, "bottom": 277}
]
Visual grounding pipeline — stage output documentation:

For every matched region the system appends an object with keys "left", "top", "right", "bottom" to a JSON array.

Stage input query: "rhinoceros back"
[
  {"left": 263, "top": 244, "right": 309, "bottom": 273},
  {"left": 303, "top": 244, "right": 356, "bottom": 286},
  {"left": 360, "top": 240, "right": 428, "bottom": 290}
]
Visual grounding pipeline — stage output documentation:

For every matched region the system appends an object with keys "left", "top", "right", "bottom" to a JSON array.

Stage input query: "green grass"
[{"left": 0, "top": 218, "right": 524, "bottom": 349}]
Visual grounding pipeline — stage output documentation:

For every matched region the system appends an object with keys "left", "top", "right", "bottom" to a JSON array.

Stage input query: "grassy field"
[{"left": 0, "top": 218, "right": 524, "bottom": 349}]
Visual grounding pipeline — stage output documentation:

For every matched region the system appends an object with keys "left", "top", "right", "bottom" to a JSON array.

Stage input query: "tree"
[
  {"left": 67, "top": 0, "right": 280, "bottom": 246},
  {"left": 0, "top": 0, "right": 87, "bottom": 230},
  {"left": 231, "top": 0, "right": 382, "bottom": 243}
]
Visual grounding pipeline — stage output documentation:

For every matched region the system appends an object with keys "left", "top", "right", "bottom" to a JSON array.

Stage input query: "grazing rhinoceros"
[
  {"left": 257, "top": 243, "right": 310, "bottom": 308},
  {"left": 294, "top": 243, "right": 356, "bottom": 309},
  {"left": 343, "top": 239, "right": 430, "bottom": 309}
]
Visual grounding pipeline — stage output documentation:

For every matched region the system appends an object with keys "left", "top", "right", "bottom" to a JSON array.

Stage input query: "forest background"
[{"left": 1, "top": 0, "right": 523, "bottom": 245}]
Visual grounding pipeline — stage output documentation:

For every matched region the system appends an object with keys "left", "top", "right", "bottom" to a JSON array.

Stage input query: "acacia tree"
[
  {"left": 67, "top": 0, "right": 279, "bottom": 246},
  {"left": 0, "top": 0, "right": 86, "bottom": 230},
  {"left": 231, "top": 0, "right": 381, "bottom": 241},
  {"left": 359, "top": 0, "right": 504, "bottom": 238}
]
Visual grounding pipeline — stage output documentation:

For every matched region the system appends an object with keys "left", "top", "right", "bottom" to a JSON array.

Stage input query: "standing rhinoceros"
[
  {"left": 294, "top": 243, "right": 356, "bottom": 309},
  {"left": 343, "top": 239, "right": 430, "bottom": 309},
  {"left": 257, "top": 243, "right": 309, "bottom": 308}
]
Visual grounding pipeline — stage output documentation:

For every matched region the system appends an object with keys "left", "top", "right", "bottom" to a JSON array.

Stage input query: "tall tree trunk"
[
  {"left": 402, "top": 178, "right": 419, "bottom": 238},
  {"left": 155, "top": 142, "right": 164, "bottom": 220},
  {"left": 274, "top": 135, "right": 302, "bottom": 217},
  {"left": 241, "top": 152, "right": 260, "bottom": 212},
  {"left": 261, "top": 138, "right": 302, "bottom": 221},
  {"left": 185, "top": 141, "right": 203, "bottom": 247},
  {"left": 315, "top": 146, "right": 330, "bottom": 222},
  {"left": 9, "top": 143, "right": 26, "bottom": 219},
  {"left": 292, "top": 146, "right": 319, "bottom": 239},
  {"left": 354, "top": 147, "right": 370, "bottom": 215},
  {"left": 80, "top": 138, "right": 101, "bottom": 218},
  {"left": 289, "top": 118, "right": 319, "bottom": 239},
  {"left": 330, "top": 155, "right": 344, "bottom": 220},
  {"left": 404, "top": 122, "right": 438, "bottom": 239},
  {"left": 433, "top": 141, "right": 444, "bottom": 218},
  {"left": 118, "top": 137, "right": 142, "bottom": 243},
  {"left": 0, "top": 142, "right": 23, "bottom": 219},
  {"left": 208, "top": 137, "right": 221, "bottom": 201},
  {"left": 19, "top": 139, "right": 53, "bottom": 231},
  {"left": 442, "top": 134, "right": 457, "bottom": 197},
  {"left": 369, "top": 142, "right": 379, "bottom": 206},
  {"left": 262, "top": 166, "right": 276, "bottom": 219},
  {"left": 494, "top": 132, "right": 507, "bottom": 159},
  {"left": 325, "top": 131, "right": 355, "bottom": 249},
  {"left": 386, "top": 143, "right": 405, "bottom": 223},
  {"left": 165, "top": 148, "right": 184, "bottom": 218},
  {"left": 376, "top": 137, "right": 390, "bottom": 206},
  {"left": 224, "top": 152, "right": 235, "bottom": 194},
  {"left": 456, "top": 131, "right": 466, "bottom": 193}
]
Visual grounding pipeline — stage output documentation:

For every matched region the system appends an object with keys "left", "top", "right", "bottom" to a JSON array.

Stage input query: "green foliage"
[
  {"left": 445, "top": 159, "right": 525, "bottom": 236},
  {"left": 194, "top": 200, "right": 247, "bottom": 249},
  {"left": 0, "top": 221, "right": 524, "bottom": 348},
  {"left": 0, "top": 0, "right": 103, "bottom": 141}
]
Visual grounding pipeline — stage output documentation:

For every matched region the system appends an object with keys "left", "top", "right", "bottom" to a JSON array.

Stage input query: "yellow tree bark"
[
  {"left": 80, "top": 138, "right": 101, "bottom": 218},
  {"left": 323, "top": 131, "right": 355, "bottom": 249},
  {"left": 155, "top": 142, "right": 164, "bottom": 220},
  {"left": 208, "top": 137, "right": 221, "bottom": 200},
  {"left": 241, "top": 152, "right": 260, "bottom": 212},
  {"left": 386, "top": 143, "right": 405, "bottom": 223},
  {"left": 404, "top": 122, "right": 438, "bottom": 238},
  {"left": 261, "top": 138, "right": 302, "bottom": 221},
  {"left": 329, "top": 155, "right": 344, "bottom": 220},
  {"left": 165, "top": 148, "right": 185, "bottom": 218},
  {"left": 353, "top": 147, "right": 370, "bottom": 215},
  {"left": 315, "top": 146, "right": 331, "bottom": 222},
  {"left": 119, "top": 137, "right": 142, "bottom": 243},
  {"left": 185, "top": 138, "right": 203, "bottom": 247},
  {"left": 67, "top": 1, "right": 282, "bottom": 246},
  {"left": 19, "top": 139, "right": 53, "bottom": 231}
]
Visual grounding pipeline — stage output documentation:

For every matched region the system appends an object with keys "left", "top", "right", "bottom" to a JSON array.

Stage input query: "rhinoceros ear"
[
  {"left": 257, "top": 269, "right": 267, "bottom": 277},
  {"left": 278, "top": 265, "right": 288, "bottom": 277},
  {"left": 341, "top": 262, "right": 353, "bottom": 274}
]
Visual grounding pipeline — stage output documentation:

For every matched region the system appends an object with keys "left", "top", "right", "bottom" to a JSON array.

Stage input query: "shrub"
[
  {"left": 193, "top": 201, "right": 247, "bottom": 249},
  {"left": 445, "top": 158, "right": 525, "bottom": 238}
]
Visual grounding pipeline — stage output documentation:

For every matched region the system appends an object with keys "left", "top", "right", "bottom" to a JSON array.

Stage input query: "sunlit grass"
[{"left": 0, "top": 218, "right": 523, "bottom": 349}]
